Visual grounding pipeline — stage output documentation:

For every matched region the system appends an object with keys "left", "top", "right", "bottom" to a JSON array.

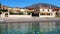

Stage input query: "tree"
[
  {"left": 0, "top": 3, "right": 1, "bottom": 8},
  {"left": 2, "top": 8, "right": 8, "bottom": 12},
  {"left": 0, "top": 3, "right": 2, "bottom": 14}
]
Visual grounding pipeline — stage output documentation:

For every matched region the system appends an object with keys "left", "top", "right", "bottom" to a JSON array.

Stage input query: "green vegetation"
[
  {"left": 10, "top": 11, "right": 24, "bottom": 15},
  {"left": 0, "top": 3, "right": 1, "bottom": 8},
  {"left": 0, "top": 3, "right": 8, "bottom": 13},
  {"left": 3, "top": 9, "right": 8, "bottom": 12},
  {"left": 27, "top": 11, "right": 33, "bottom": 15},
  {"left": 10, "top": 8, "right": 24, "bottom": 15},
  {"left": 19, "top": 11, "right": 24, "bottom": 15}
]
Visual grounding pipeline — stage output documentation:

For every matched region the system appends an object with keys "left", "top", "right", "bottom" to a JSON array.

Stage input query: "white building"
[{"left": 39, "top": 5, "right": 59, "bottom": 17}]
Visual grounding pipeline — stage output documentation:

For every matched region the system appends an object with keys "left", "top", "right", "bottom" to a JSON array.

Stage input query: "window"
[
  {"left": 40, "top": 13, "right": 45, "bottom": 15},
  {"left": 47, "top": 13, "right": 50, "bottom": 15},
  {"left": 48, "top": 10, "right": 49, "bottom": 12},
  {"left": 43, "top": 9, "right": 44, "bottom": 11}
]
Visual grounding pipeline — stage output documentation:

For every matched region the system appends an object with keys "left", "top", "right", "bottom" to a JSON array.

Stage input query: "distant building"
[
  {"left": 38, "top": 5, "right": 60, "bottom": 17},
  {"left": 0, "top": 3, "right": 60, "bottom": 17},
  {"left": 39, "top": 5, "right": 54, "bottom": 17}
]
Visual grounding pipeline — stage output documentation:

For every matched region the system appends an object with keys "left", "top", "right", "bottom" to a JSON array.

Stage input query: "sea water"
[{"left": 0, "top": 22, "right": 60, "bottom": 34}]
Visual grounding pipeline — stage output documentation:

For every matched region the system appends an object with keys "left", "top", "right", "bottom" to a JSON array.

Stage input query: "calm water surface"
[{"left": 0, "top": 22, "right": 60, "bottom": 34}]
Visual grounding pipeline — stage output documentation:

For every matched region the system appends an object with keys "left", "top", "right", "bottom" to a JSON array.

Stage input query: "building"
[
  {"left": 39, "top": 5, "right": 56, "bottom": 17},
  {"left": 0, "top": 4, "right": 60, "bottom": 18},
  {"left": 0, "top": 5, "right": 9, "bottom": 17}
]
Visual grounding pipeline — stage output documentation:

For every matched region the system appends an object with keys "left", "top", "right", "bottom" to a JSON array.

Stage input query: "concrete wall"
[
  {"left": 0, "top": 12, "right": 8, "bottom": 17},
  {"left": 39, "top": 15, "right": 55, "bottom": 17},
  {"left": 8, "top": 15, "right": 32, "bottom": 18}
]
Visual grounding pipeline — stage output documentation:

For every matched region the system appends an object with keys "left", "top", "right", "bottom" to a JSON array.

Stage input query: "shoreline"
[{"left": 0, "top": 17, "right": 60, "bottom": 23}]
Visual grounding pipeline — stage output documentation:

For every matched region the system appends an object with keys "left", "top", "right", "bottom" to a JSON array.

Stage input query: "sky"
[{"left": 0, "top": 0, "right": 60, "bottom": 8}]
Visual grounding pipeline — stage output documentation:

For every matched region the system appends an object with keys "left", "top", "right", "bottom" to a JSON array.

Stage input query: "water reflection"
[{"left": 0, "top": 22, "right": 60, "bottom": 34}]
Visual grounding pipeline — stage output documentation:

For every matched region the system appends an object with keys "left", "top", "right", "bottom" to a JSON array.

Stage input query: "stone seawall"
[{"left": 0, "top": 17, "right": 60, "bottom": 23}]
